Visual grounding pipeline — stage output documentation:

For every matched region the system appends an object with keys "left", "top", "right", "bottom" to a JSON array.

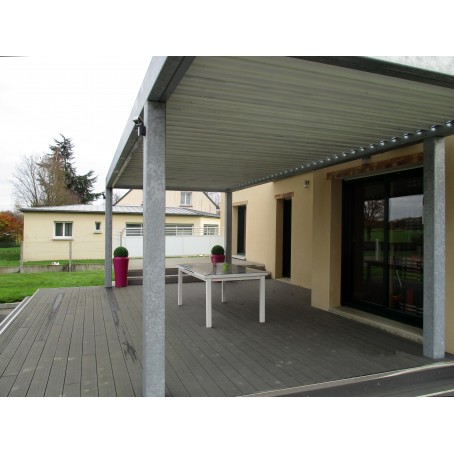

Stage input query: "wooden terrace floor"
[{"left": 0, "top": 280, "right": 449, "bottom": 397}]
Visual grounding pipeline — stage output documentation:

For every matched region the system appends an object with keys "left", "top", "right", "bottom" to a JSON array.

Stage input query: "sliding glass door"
[{"left": 342, "top": 169, "right": 423, "bottom": 326}]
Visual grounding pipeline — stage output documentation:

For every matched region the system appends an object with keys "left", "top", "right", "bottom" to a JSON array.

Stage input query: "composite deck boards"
[
  {"left": 92, "top": 286, "right": 116, "bottom": 397},
  {"left": 166, "top": 302, "right": 260, "bottom": 395},
  {"left": 100, "top": 288, "right": 135, "bottom": 396},
  {"left": 167, "top": 299, "right": 271, "bottom": 392},
  {"left": 177, "top": 283, "right": 335, "bottom": 386},
  {"left": 45, "top": 287, "right": 80, "bottom": 396},
  {"left": 105, "top": 288, "right": 142, "bottom": 396},
  {"left": 1, "top": 279, "right": 451, "bottom": 397},
  {"left": 28, "top": 288, "right": 74, "bottom": 396},
  {"left": 2, "top": 290, "right": 51, "bottom": 380}
]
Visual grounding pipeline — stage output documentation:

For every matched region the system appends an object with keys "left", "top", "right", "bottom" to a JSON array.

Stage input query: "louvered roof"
[{"left": 106, "top": 56, "right": 454, "bottom": 192}]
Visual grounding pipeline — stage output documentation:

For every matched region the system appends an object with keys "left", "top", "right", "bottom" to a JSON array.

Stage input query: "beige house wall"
[
  {"left": 23, "top": 212, "right": 220, "bottom": 262},
  {"left": 165, "top": 191, "right": 217, "bottom": 214},
  {"left": 117, "top": 189, "right": 217, "bottom": 214},
  {"left": 23, "top": 211, "right": 114, "bottom": 262},
  {"left": 231, "top": 175, "right": 313, "bottom": 288},
  {"left": 444, "top": 135, "right": 454, "bottom": 354},
  {"left": 116, "top": 190, "right": 144, "bottom": 206},
  {"left": 229, "top": 140, "right": 454, "bottom": 354}
]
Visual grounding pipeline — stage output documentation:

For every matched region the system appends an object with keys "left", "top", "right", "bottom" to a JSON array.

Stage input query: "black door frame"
[
  {"left": 282, "top": 198, "right": 292, "bottom": 278},
  {"left": 341, "top": 168, "right": 423, "bottom": 327},
  {"left": 237, "top": 205, "right": 246, "bottom": 255}
]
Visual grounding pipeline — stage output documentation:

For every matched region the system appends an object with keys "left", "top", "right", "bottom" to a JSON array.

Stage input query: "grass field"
[
  {"left": 0, "top": 247, "right": 104, "bottom": 267},
  {"left": 0, "top": 247, "right": 20, "bottom": 266},
  {"left": 0, "top": 270, "right": 109, "bottom": 304}
]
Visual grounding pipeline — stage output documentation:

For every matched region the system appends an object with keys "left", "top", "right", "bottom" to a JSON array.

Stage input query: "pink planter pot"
[
  {"left": 211, "top": 254, "right": 225, "bottom": 264},
  {"left": 113, "top": 257, "right": 129, "bottom": 288}
]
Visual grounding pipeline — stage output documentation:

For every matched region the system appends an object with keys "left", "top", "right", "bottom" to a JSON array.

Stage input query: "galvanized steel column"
[
  {"left": 104, "top": 187, "right": 113, "bottom": 288},
  {"left": 143, "top": 100, "right": 166, "bottom": 396},
  {"left": 423, "top": 137, "right": 445, "bottom": 359},
  {"left": 225, "top": 191, "right": 232, "bottom": 262}
]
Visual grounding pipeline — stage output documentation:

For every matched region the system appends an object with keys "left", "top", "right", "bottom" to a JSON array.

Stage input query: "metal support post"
[
  {"left": 142, "top": 100, "right": 166, "bottom": 396},
  {"left": 104, "top": 187, "right": 113, "bottom": 288},
  {"left": 423, "top": 137, "right": 445, "bottom": 359},
  {"left": 225, "top": 191, "right": 233, "bottom": 263}
]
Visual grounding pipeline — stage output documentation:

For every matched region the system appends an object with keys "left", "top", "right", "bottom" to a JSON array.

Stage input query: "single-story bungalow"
[
  {"left": 21, "top": 190, "right": 220, "bottom": 261},
  {"left": 104, "top": 56, "right": 454, "bottom": 396}
]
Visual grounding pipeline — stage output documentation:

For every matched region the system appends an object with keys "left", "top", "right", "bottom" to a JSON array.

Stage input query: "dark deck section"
[{"left": 0, "top": 280, "right": 451, "bottom": 397}]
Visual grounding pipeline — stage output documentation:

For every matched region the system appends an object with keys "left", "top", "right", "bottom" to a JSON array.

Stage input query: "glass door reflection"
[{"left": 388, "top": 194, "right": 423, "bottom": 316}]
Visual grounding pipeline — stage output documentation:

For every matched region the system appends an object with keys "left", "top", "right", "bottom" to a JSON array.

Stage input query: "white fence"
[{"left": 114, "top": 228, "right": 224, "bottom": 258}]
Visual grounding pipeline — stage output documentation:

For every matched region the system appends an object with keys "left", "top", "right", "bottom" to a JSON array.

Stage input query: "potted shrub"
[
  {"left": 211, "top": 244, "right": 225, "bottom": 264},
  {"left": 113, "top": 246, "right": 129, "bottom": 288}
]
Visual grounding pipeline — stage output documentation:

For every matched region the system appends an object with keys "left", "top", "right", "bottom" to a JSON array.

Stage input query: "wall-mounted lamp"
[
  {"left": 133, "top": 116, "right": 146, "bottom": 136},
  {"left": 304, "top": 180, "right": 310, "bottom": 188}
]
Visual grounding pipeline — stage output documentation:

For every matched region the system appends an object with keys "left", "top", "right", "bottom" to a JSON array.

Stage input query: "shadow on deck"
[{"left": 0, "top": 279, "right": 452, "bottom": 397}]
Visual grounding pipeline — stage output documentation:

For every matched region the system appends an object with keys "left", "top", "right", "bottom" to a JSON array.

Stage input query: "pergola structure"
[{"left": 105, "top": 56, "right": 454, "bottom": 396}]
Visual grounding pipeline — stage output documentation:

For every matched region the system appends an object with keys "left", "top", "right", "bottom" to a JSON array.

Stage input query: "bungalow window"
[
  {"left": 126, "top": 223, "right": 143, "bottom": 237},
  {"left": 165, "top": 224, "right": 194, "bottom": 236},
  {"left": 180, "top": 191, "right": 192, "bottom": 206},
  {"left": 94, "top": 221, "right": 102, "bottom": 233},
  {"left": 54, "top": 221, "right": 73, "bottom": 239},
  {"left": 203, "top": 224, "right": 219, "bottom": 235}
]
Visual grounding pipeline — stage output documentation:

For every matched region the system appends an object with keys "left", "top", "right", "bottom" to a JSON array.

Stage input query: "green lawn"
[
  {"left": 0, "top": 247, "right": 20, "bottom": 266},
  {"left": 0, "top": 270, "right": 109, "bottom": 304},
  {"left": 0, "top": 246, "right": 104, "bottom": 266}
]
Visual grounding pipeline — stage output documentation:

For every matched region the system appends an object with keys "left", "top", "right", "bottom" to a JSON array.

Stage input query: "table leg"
[
  {"left": 206, "top": 279, "right": 212, "bottom": 328},
  {"left": 178, "top": 268, "right": 183, "bottom": 306},
  {"left": 221, "top": 281, "right": 226, "bottom": 303},
  {"left": 259, "top": 276, "right": 265, "bottom": 323}
]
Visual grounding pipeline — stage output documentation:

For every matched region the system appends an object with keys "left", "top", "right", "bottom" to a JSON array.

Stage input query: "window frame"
[
  {"left": 125, "top": 223, "right": 143, "bottom": 237},
  {"left": 165, "top": 223, "right": 194, "bottom": 236},
  {"left": 180, "top": 191, "right": 193, "bottom": 206},
  {"left": 203, "top": 224, "right": 219, "bottom": 235},
  {"left": 54, "top": 221, "right": 73, "bottom": 240}
]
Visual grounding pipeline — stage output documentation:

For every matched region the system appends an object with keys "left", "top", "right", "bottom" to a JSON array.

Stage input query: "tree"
[
  {"left": 363, "top": 199, "right": 385, "bottom": 241},
  {"left": 11, "top": 135, "right": 101, "bottom": 209},
  {"left": 47, "top": 135, "right": 101, "bottom": 204},
  {"left": 0, "top": 211, "right": 23, "bottom": 245},
  {"left": 37, "top": 151, "right": 80, "bottom": 206},
  {"left": 205, "top": 192, "right": 220, "bottom": 207},
  {"left": 11, "top": 154, "right": 45, "bottom": 209}
]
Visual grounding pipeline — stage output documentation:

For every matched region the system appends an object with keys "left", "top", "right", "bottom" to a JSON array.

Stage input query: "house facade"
[
  {"left": 117, "top": 189, "right": 218, "bottom": 215},
  {"left": 225, "top": 138, "right": 454, "bottom": 356},
  {"left": 21, "top": 190, "right": 221, "bottom": 261}
]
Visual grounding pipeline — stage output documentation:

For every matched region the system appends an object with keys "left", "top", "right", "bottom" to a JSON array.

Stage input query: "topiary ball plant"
[
  {"left": 113, "top": 246, "right": 129, "bottom": 257},
  {"left": 211, "top": 245, "right": 225, "bottom": 255}
]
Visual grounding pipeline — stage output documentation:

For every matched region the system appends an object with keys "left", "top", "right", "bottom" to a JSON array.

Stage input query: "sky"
[{"left": 0, "top": 56, "right": 150, "bottom": 210}]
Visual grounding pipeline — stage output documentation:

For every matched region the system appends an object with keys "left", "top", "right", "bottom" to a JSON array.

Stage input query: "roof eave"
[{"left": 106, "top": 56, "right": 194, "bottom": 189}]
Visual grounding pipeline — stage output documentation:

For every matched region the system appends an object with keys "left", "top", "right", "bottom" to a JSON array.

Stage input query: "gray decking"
[{"left": 0, "top": 280, "right": 450, "bottom": 397}]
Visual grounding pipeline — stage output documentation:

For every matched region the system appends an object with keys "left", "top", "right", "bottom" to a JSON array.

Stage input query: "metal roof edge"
[
  {"left": 229, "top": 123, "right": 454, "bottom": 192},
  {"left": 21, "top": 205, "right": 219, "bottom": 218},
  {"left": 106, "top": 56, "right": 195, "bottom": 188},
  {"left": 21, "top": 207, "right": 106, "bottom": 214},
  {"left": 295, "top": 56, "right": 454, "bottom": 89}
]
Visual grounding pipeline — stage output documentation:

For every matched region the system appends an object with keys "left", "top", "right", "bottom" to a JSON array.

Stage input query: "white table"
[{"left": 177, "top": 263, "right": 268, "bottom": 328}]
